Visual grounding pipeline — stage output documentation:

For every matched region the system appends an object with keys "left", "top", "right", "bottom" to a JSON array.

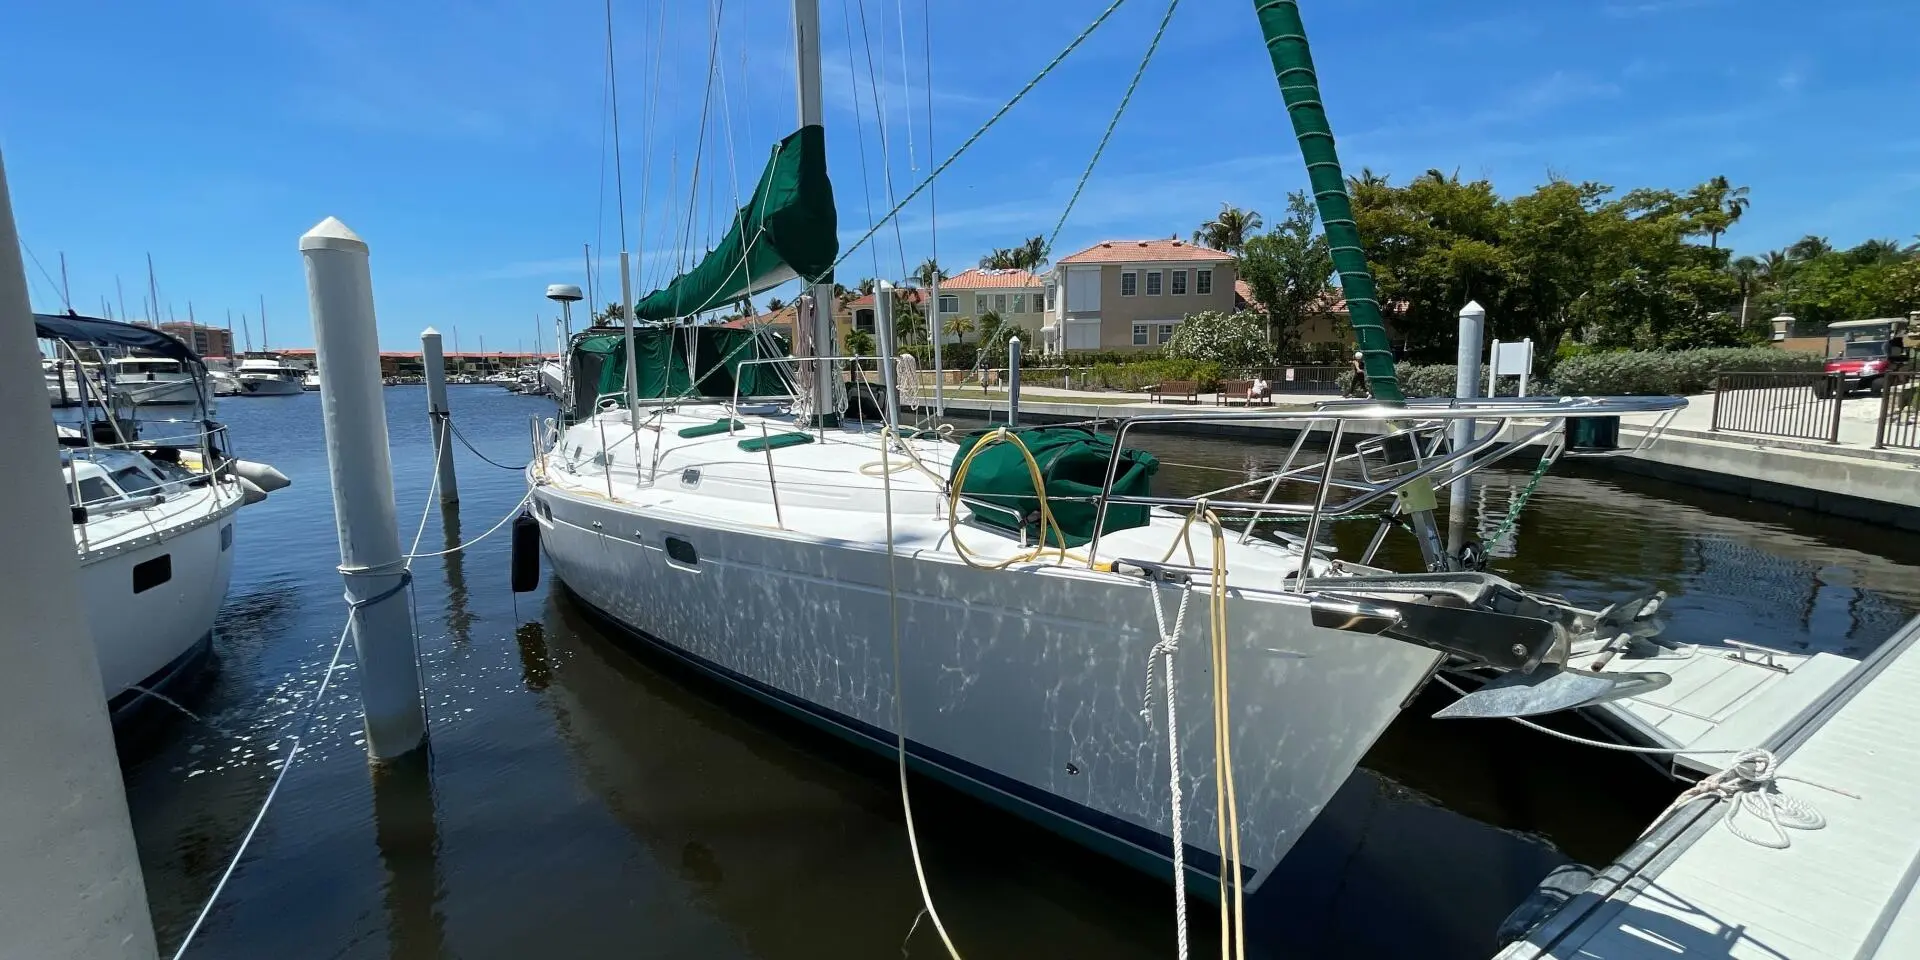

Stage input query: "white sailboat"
[
  {"left": 527, "top": 0, "right": 1848, "bottom": 925},
  {"left": 39, "top": 312, "right": 289, "bottom": 724}
]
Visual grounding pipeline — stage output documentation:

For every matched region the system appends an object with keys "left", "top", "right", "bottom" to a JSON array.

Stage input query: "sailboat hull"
[{"left": 532, "top": 482, "right": 1442, "bottom": 891}]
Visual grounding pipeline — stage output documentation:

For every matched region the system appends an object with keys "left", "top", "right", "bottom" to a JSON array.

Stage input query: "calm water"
[{"left": 119, "top": 388, "right": 1920, "bottom": 959}]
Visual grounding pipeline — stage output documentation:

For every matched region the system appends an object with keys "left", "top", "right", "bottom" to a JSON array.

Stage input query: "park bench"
[
  {"left": 1147, "top": 380, "right": 1199, "bottom": 404},
  {"left": 1216, "top": 379, "right": 1273, "bottom": 406}
]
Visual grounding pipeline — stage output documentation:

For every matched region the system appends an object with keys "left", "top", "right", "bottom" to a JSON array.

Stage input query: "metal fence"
[
  {"left": 1877, "top": 371, "right": 1920, "bottom": 450},
  {"left": 1710, "top": 372, "right": 1845, "bottom": 443},
  {"left": 1252, "top": 365, "right": 1350, "bottom": 395}
]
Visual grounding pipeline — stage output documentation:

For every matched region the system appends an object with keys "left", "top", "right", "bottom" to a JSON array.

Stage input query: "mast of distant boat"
[
  {"left": 259, "top": 294, "right": 269, "bottom": 352},
  {"left": 146, "top": 253, "right": 160, "bottom": 329}
]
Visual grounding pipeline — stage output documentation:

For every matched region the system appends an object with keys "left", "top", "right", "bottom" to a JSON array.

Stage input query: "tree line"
[{"left": 1213, "top": 174, "right": 1919, "bottom": 363}]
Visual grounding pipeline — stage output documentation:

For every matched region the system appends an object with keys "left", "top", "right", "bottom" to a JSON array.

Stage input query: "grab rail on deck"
[{"left": 1082, "top": 395, "right": 1686, "bottom": 572}]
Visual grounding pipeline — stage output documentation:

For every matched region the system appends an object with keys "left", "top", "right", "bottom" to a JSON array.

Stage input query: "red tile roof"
[
  {"left": 843, "top": 287, "right": 927, "bottom": 309},
  {"left": 1233, "top": 278, "right": 1352, "bottom": 316},
  {"left": 1056, "top": 239, "right": 1235, "bottom": 265},
  {"left": 940, "top": 268, "right": 1042, "bottom": 289},
  {"left": 719, "top": 305, "right": 799, "bottom": 329}
]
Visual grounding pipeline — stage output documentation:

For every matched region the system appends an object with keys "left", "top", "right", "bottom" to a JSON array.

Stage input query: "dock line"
[{"left": 448, "top": 415, "right": 530, "bottom": 471}]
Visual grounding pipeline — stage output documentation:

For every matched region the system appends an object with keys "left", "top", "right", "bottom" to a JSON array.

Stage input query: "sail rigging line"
[
  {"left": 825, "top": 0, "right": 1134, "bottom": 277},
  {"left": 18, "top": 241, "right": 72, "bottom": 311},
  {"left": 894, "top": 0, "right": 916, "bottom": 173},
  {"left": 636, "top": 0, "right": 671, "bottom": 295},
  {"left": 877, "top": 438, "right": 967, "bottom": 960},
  {"left": 674, "top": 2, "right": 725, "bottom": 284},
  {"left": 1043, "top": 0, "right": 1182, "bottom": 263},
  {"left": 838, "top": 0, "right": 890, "bottom": 284},
  {"left": 919, "top": 0, "right": 942, "bottom": 412},
  {"left": 852, "top": 0, "right": 913, "bottom": 288},
  {"left": 603, "top": 0, "right": 630, "bottom": 255}
]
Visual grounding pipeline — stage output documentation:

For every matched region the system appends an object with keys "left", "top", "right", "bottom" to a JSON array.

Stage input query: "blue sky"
[{"left": 3, "top": 0, "right": 1914, "bottom": 350}]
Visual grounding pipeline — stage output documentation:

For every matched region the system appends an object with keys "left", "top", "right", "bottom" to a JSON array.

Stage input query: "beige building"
[
  {"left": 935, "top": 268, "right": 1047, "bottom": 343},
  {"left": 1043, "top": 239, "right": 1238, "bottom": 354}
]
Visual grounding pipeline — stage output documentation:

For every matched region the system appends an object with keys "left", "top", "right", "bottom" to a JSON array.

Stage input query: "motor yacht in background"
[
  {"left": 110, "top": 355, "right": 211, "bottom": 407},
  {"left": 38, "top": 312, "right": 289, "bottom": 725},
  {"left": 302, "top": 370, "right": 322, "bottom": 391},
  {"left": 235, "top": 354, "right": 305, "bottom": 396}
]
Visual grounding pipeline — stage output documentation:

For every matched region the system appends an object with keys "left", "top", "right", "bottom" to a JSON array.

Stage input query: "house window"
[
  {"left": 938, "top": 295, "right": 959, "bottom": 314},
  {"left": 1045, "top": 284, "right": 1056, "bottom": 310},
  {"left": 855, "top": 309, "right": 876, "bottom": 333},
  {"left": 1012, "top": 294, "right": 1025, "bottom": 313},
  {"left": 1171, "top": 270, "right": 1188, "bottom": 295},
  {"left": 1196, "top": 269, "right": 1213, "bottom": 295},
  {"left": 976, "top": 294, "right": 989, "bottom": 313},
  {"left": 1158, "top": 323, "right": 1177, "bottom": 344},
  {"left": 1145, "top": 271, "right": 1162, "bottom": 296},
  {"left": 1132, "top": 323, "right": 1150, "bottom": 345},
  {"left": 1121, "top": 271, "right": 1138, "bottom": 296},
  {"left": 995, "top": 294, "right": 1008, "bottom": 313}
]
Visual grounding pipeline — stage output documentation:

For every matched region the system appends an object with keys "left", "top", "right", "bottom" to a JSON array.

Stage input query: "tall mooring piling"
[
  {"left": 0, "top": 148, "right": 159, "bottom": 959},
  {"left": 420, "top": 327, "right": 458, "bottom": 505},
  {"left": 301, "top": 216, "right": 428, "bottom": 761}
]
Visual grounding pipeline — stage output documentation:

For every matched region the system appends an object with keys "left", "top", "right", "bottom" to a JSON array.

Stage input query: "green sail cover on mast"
[
  {"left": 632, "top": 124, "right": 838, "bottom": 321},
  {"left": 1252, "top": 0, "right": 1402, "bottom": 404}
]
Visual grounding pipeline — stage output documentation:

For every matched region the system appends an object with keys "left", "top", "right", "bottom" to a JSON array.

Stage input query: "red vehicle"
[{"left": 1816, "top": 317, "right": 1911, "bottom": 398}]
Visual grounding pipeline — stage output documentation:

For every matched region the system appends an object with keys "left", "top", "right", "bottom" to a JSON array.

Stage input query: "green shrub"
[
  {"left": 903, "top": 342, "right": 978, "bottom": 371},
  {"left": 1394, "top": 363, "right": 1460, "bottom": 398},
  {"left": 1088, "top": 359, "right": 1225, "bottom": 392},
  {"left": 1548, "top": 348, "right": 1823, "bottom": 395}
]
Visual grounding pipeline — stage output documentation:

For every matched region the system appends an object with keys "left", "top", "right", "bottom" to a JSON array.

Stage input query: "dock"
[{"left": 1499, "top": 612, "right": 1920, "bottom": 959}]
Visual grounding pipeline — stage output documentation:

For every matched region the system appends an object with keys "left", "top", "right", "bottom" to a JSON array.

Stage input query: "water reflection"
[
  {"left": 439, "top": 504, "right": 473, "bottom": 646},
  {"left": 371, "top": 750, "right": 448, "bottom": 959}
]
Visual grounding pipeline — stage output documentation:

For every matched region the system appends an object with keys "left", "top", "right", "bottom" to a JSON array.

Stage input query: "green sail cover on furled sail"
[{"left": 632, "top": 124, "right": 839, "bottom": 320}]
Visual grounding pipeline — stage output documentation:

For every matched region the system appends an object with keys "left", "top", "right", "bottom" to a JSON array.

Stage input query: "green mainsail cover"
[
  {"left": 632, "top": 124, "right": 838, "bottom": 320},
  {"left": 568, "top": 326, "right": 791, "bottom": 419}
]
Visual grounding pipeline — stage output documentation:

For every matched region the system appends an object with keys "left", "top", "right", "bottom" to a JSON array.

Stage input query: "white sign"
[
  {"left": 1284, "top": 368, "right": 1296, "bottom": 382},
  {"left": 1492, "top": 340, "right": 1532, "bottom": 376}
]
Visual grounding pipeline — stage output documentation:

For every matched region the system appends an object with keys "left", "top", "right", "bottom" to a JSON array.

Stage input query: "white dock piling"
[
  {"left": 1449, "top": 300, "right": 1486, "bottom": 563},
  {"left": 300, "top": 216, "right": 427, "bottom": 761},
  {"left": 0, "top": 148, "right": 159, "bottom": 959},
  {"left": 1007, "top": 335, "right": 1022, "bottom": 428},
  {"left": 420, "top": 327, "right": 458, "bottom": 505}
]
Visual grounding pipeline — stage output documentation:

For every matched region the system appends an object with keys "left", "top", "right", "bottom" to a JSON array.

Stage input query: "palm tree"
[
  {"left": 845, "top": 328, "right": 876, "bottom": 358},
  {"left": 1730, "top": 255, "right": 1760, "bottom": 327},
  {"left": 892, "top": 291, "right": 926, "bottom": 344},
  {"left": 979, "top": 248, "right": 1018, "bottom": 270},
  {"left": 856, "top": 277, "right": 876, "bottom": 297},
  {"left": 1701, "top": 174, "right": 1750, "bottom": 249},
  {"left": 1013, "top": 236, "right": 1047, "bottom": 271},
  {"left": 1788, "top": 235, "right": 1832, "bottom": 261},
  {"left": 1851, "top": 238, "right": 1904, "bottom": 264},
  {"left": 976, "top": 309, "right": 1005, "bottom": 346},
  {"left": 942, "top": 312, "right": 975, "bottom": 343},
  {"left": 1758, "top": 250, "right": 1791, "bottom": 281},
  {"left": 1347, "top": 168, "right": 1389, "bottom": 191},
  {"left": 913, "top": 258, "right": 948, "bottom": 287},
  {"left": 1191, "top": 203, "right": 1263, "bottom": 254}
]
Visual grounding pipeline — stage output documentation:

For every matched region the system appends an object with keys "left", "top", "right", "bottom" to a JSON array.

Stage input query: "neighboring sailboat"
[{"left": 39, "top": 312, "right": 289, "bottom": 726}]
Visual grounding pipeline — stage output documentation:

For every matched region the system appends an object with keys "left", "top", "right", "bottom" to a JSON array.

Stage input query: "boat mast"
[
  {"left": 793, "top": 0, "right": 837, "bottom": 426},
  {"left": 259, "top": 294, "right": 270, "bottom": 351},
  {"left": 145, "top": 253, "right": 160, "bottom": 329}
]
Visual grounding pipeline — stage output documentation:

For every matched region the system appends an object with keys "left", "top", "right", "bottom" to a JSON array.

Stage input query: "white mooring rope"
[{"left": 1144, "top": 581, "right": 1193, "bottom": 960}]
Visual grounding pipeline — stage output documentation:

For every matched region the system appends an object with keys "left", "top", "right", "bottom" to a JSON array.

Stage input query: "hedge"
[{"left": 1547, "top": 348, "right": 1823, "bottom": 395}]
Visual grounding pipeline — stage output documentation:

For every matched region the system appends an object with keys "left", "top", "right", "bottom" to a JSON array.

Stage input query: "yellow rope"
[{"left": 945, "top": 427, "right": 1100, "bottom": 570}]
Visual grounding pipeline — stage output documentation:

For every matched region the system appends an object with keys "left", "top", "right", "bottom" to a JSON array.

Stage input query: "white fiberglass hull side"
[
  {"left": 533, "top": 479, "right": 1441, "bottom": 889},
  {"left": 239, "top": 376, "right": 303, "bottom": 396},
  {"left": 115, "top": 377, "right": 204, "bottom": 406},
  {"left": 79, "top": 492, "right": 239, "bottom": 702}
]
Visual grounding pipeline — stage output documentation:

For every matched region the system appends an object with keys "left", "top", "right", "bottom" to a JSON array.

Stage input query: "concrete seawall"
[{"left": 925, "top": 396, "right": 1920, "bottom": 532}]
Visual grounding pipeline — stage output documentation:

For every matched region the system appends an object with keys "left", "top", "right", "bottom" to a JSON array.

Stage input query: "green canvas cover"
[
  {"left": 951, "top": 427, "right": 1159, "bottom": 548},
  {"left": 568, "top": 326, "right": 791, "bottom": 419},
  {"left": 632, "top": 125, "right": 839, "bottom": 320}
]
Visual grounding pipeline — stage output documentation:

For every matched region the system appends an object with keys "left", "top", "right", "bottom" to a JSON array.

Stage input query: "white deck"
[{"left": 1502, "top": 613, "right": 1920, "bottom": 959}]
